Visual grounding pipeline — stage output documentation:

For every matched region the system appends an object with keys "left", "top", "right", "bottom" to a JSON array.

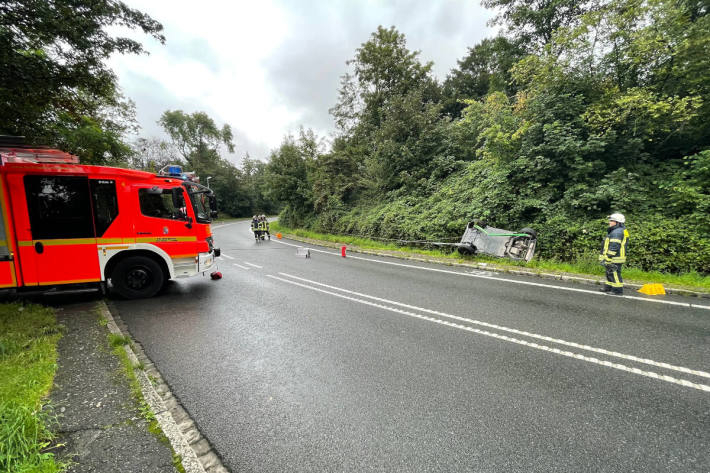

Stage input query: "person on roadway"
[
  {"left": 261, "top": 215, "right": 271, "bottom": 240},
  {"left": 599, "top": 212, "right": 629, "bottom": 295},
  {"left": 251, "top": 215, "right": 260, "bottom": 240}
]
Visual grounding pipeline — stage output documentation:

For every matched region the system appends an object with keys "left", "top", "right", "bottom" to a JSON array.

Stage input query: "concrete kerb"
[
  {"left": 98, "top": 301, "right": 229, "bottom": 473},
  {"left": 279, "top": 233, "right": 710, "bottom": 300}
]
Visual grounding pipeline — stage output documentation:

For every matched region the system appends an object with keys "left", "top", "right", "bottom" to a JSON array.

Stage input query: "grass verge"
[
  {"left": 107, "top": 327, "right": 186, "bottom": 473},
  {"left": 271, "top": 221, "right": 710, "bottom": 292},
  {"left": 0, "top": 302, "right": 65, "bottom": 473}
]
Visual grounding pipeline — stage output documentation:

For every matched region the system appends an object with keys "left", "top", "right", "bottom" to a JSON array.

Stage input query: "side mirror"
[
  {"left": 185, "top": 216, "right": 193, "bottom": 229},
  {"left": 210, "top": 210, "right": 218, "bottom": 219},
  {"left": 172, "top": 188, "right": 185, "bottom": 208}
]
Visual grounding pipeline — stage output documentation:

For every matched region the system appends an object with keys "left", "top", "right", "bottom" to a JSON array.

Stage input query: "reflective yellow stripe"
[
  {"left": 42, "top": 238, "right": 96, "bottom": 246},
  {"left": 608, "top": 239, "right": 622, "bottom": 243},
  {"left": 98, "top": 238, "right": 123, "bottom": 244},
  {"left": 620, "top": 230, "right": 629, "bottom": 260},
  {"left": 19, "top": 236, "right": 197, "bottom": 246},
  {"left": 171, "top": 254, "right": 197, "bottom": 259},
  {"left": 0, "top": 239, "right": 6, "bottom": 247},
  {"left": 135, "top": 236, "right": 197, "bottom": 243},
  {"left": 18, "top": 238, "right": 96, "bottom": 246}
]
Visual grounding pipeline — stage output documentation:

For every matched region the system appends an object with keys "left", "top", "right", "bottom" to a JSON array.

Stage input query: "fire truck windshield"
[{"left": 184, "top": 183, "right": 215, "bottom": 223}]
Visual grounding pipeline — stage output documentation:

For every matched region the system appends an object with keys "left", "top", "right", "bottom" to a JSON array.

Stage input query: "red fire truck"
[{"left": 0, "top": 141, "right": 220, "bottom": 298}]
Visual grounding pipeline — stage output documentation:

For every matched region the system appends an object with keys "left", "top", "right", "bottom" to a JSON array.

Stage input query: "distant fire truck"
[{"left": 0, "top": 139, "right": 220, "bottom": 298}]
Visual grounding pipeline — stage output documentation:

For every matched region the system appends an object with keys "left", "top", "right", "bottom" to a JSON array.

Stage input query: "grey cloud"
[
  {"left": 163, "top": 33, "right": 222, "bottom": 74},
  {"left": 264, "top": 0, "right": 493, "bottom": 136},
  {"left": 118, "top": 70, "right": 271, "bottom": 164}
]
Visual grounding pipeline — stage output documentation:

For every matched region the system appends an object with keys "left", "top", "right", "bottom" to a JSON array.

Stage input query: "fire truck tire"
[{"left": 110, "top": 255, "right": 165, "bottom": 299}]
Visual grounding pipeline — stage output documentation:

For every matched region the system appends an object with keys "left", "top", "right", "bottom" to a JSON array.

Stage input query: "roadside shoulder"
[{"left": 278, "top": 232, "right": 710, "bottom": 299}]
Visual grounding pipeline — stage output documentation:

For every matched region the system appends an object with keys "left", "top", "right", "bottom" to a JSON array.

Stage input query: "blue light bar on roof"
[{"left": 167, "top": 165, "right": 182, "bottom": 176}]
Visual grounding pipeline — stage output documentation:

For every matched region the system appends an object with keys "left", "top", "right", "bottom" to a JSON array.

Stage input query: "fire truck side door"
[
  {"left": 23, "top": 175, "right": 100, "bottom": 285},
  {"left": 135, "top": 186, "right": 198, "bottom": 259}
]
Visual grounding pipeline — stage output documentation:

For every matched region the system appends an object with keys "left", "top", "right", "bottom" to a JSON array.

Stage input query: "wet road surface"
[{"left": 110, "top": 220, "right": 710, "bottom": 472}]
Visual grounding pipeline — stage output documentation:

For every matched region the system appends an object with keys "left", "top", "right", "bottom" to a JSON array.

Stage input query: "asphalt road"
[{"left": 110, "top": 220, "right": 710, "bottom": 473}]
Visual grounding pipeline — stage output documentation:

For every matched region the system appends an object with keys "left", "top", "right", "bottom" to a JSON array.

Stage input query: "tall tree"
[
  {"left": 130, "top": 137, "right": 181, "bottom": 171},
  {"left": 158, "top": 110, "right": 234, "bottom": 179},
  {"left": 443, "top": 36, "right": 527, "bottom": 117},
  {"left": 482, "top": 0, "right": 591, "bottom": 48},
  {"left": 330, "top": 26, "right": 445, "bottom": 193},
  {"left": 0, "top": 1, "right": 164, "bottom": 162}
]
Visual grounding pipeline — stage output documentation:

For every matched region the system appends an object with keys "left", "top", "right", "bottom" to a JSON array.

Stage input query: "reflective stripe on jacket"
[{"left": 599, "top": 224, "right": 629, "bottom": 264}]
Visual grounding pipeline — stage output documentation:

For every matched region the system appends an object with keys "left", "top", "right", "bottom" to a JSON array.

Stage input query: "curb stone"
[
  {"left": 99, "top": 302, "right": 230, "bottom": 473},
  {"left": 280, "top": 233, "right": 710, "bottom": 300}
]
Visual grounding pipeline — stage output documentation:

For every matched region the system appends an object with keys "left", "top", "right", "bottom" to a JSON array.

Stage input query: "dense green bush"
[{"left": 265, "top": 0, "right": 710, "bottom": 275}]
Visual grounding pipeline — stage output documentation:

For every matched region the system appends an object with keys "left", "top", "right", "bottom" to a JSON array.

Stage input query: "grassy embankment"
[
  {"left": 0, "top": 303, "right": 64, "bottom": 473},
  {"left": 270, "top": 221, "right": 710, "bottom": 292}
]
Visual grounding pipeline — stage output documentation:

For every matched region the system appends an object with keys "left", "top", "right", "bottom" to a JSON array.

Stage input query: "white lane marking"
[
  {"left": 266, "top": 274, "right": 710, "bottom": 392},
  {"left": 244, "top": 262, "right": 263, "bottom": 269},
  {"left": 278, "top": 272, "right": 710, "bottom": 380},
  {"left": 221, "top": 254, "right": 235, "bottom": 260},
  {"left": 232, "top": 263, "right": 250, "bottom": 270},
  {"left": 270, "top": 239, "right": 710, "bottom": 310}
]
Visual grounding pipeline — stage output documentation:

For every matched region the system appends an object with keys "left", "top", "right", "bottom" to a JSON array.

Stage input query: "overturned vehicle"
[{"left": 455, "top": 220, "right": 537, "bottom": 262}]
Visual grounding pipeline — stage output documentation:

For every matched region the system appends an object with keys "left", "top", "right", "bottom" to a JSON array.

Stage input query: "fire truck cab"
[{"left": 0, "top": 142, "right": 220, "bottom": 298}]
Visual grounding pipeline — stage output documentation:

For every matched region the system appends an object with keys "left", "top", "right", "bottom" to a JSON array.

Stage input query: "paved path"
[
  {"left": 51, "top": 302, "right": 177, "bottom": 472},
  {"left": 111, "top": 220, "right": 710, "bottom": 472}
]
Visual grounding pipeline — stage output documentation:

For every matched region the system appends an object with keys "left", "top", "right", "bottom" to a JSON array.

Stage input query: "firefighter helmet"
[{"left": 608, "top": 212, "right": 625, "bottom": 224}]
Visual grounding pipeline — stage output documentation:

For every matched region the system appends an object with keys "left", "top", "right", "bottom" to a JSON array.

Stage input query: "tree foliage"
[
  {"left": 265, "top": 3, "right": 710, "bottom": 274},
  {"left": 156, "top": 110, "right": 276, "bottom": 218},
  {"left": 0, "top": 0, "right": 164, "bottom": 163}
]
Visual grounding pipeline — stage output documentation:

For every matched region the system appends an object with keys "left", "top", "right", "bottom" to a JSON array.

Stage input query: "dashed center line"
[
  {"left": 243, "top": 262, "right": 263, "bottom": 269},
  {"left": 232, "top": 263, "right": 250, "bottom": 270},
  {"left": 267, "top": 273, "right": 710, "bottom": 392},
  {"left": 221, "top": 254, "right": 235, "bottom": 260}
]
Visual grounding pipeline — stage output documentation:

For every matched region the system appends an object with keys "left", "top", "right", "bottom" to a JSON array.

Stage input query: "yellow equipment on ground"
[{"left": 638, "top": 283, "right": 666, "bottom": 295}]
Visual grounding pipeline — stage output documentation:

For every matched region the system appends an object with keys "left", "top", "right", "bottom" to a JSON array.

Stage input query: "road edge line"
[
  {"left": 270, "top": 238, "right": 710, "bottom": 311},
  {"left": 100, "top": 301, "right": 227, "bottom": 473},
  {"left": 273, "top": 232, "right": 710, "bottom": 300}
]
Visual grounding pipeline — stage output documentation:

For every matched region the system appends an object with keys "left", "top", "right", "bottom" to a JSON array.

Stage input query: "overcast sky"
[{"left": 108, "top": 0, "right": 495, "bottom": 164}]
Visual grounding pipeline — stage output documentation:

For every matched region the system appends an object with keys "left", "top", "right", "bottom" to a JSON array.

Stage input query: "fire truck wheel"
[{"left": 111, "top": 256, "right": 165, "bottom": 299}]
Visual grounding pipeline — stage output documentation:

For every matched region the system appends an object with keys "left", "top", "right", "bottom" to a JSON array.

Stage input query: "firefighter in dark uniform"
[
  {"left": 251, "top": 215, "right": 259, "bottom": 240},
  {"left": 599, "top": 213, "right": 629, "bottom": 295}
]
